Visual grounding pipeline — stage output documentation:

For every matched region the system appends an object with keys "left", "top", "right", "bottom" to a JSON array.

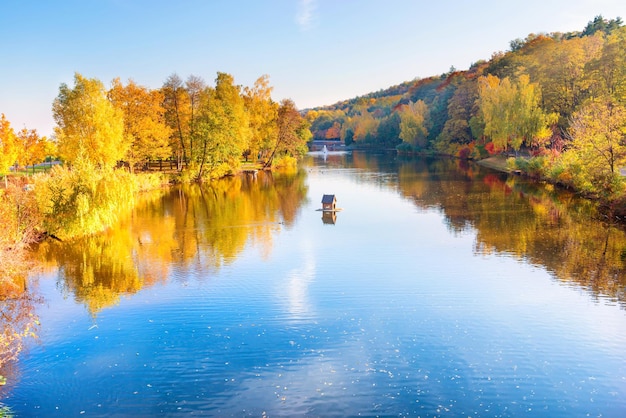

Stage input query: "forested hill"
[{"left": 305, "top": 15, "right": 624, "bottom": 160}]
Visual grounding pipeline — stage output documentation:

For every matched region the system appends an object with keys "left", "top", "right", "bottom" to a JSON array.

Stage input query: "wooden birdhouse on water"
[{"left": 321, "top": 194, "right": 337, "bottom": 211}]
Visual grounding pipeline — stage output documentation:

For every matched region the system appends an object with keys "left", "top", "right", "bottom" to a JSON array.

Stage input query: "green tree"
[
  {"left": 185, "top": 75, "right": 206, "bottom": 163},
  {"left": 53, "top": 73, "right": 126, "bottom": 168},
  {"left": 195, "top": 72, "right": 250, "bottom": 180},
  {"left": 161, "top": 73, "right": 191, "bottom": 170}
]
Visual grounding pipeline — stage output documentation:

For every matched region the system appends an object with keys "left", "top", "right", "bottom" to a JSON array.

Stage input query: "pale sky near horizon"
[{"left": 1, "top": 0, "right": 624, "bottom": 137}]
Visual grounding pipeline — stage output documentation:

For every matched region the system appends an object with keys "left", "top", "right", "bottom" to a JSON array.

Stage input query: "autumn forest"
[{"left": 308, "top": 16, "right": 626, "bottom": 202}]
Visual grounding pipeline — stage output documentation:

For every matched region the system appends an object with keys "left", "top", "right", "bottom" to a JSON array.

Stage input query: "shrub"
[
  {"left": 33, "top": 158, "right": 139, "bottom": 239},
  {"left": 396, "top": 142, "right": 413, "bottom": 154}
]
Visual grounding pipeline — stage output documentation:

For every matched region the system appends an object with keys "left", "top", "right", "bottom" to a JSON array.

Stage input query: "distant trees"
[
  {"left": 16, "top": 128, "right": 48, "bottom": 173},
  {"left": 0, "top": 114, "right": 53, "bottom": 180},
  {"left": 302, "top": 15, "right": 626, "bottom": 197}
]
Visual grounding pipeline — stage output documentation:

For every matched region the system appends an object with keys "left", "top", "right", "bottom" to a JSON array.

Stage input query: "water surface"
[{"left": 2, "top": 152, "right": 626, "bottom": 417}]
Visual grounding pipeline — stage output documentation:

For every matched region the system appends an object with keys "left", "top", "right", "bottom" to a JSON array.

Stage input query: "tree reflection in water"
[{"left": 36, "top": 169, "right": 308, "bottom": 316}]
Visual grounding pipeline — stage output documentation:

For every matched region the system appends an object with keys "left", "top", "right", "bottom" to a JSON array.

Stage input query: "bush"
[
  {"left": 273, "top": 155, "right": 298, "bottom": 170},
  {"left": 396, "top": 142, "right": 413, "bottom": 154},
  {"left": 33, "top": 158, "right": 139, "bottom": 239}
]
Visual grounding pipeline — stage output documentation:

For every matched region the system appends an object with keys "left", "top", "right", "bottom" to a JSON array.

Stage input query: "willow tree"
[
  {"left": 53, "top": 73, "right": 126, "bottom": 168},
  {"left": 478, "top": 74, "right": 554, "bottom": 153}
]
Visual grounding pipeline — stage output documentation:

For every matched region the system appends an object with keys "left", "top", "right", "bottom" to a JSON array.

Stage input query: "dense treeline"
[
  {"left": 1, "top": 72, "right": 311, "bottom": 183},
  {"left": 307, "top": 16, "right": 626, "bottom": 200}
]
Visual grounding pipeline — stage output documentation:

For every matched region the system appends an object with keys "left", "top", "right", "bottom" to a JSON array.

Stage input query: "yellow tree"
[
  {"left": 587, "top": 27, "right": 626, "bottom": 99},
  {"left": 109, "top": 78, "right": 172, "bottom": 171},
  {"left": 399, "top": 100, "right": 430, "bottom": 148},
  {"left": 0, "top": 114, "right": 19, "bottom": 183},
  {"left": 510, "top": 74, "right": 556, "bottom": 150},
  {"left": 243, "top": 75, "right": 278, "bottom": 162},
  {"left": 52, "top": 73, "right": 127, "bottom": 168},
  {"left": 537, "top": 35, "right": 603, "bottom": 124},
  {"left": 478, "top": 74, "right": 554, "bottom": 152},
  {"left": 351, "top": 111, "right": 379, "bottom": 143},
  {"left": 264, "top": 99, "right": 311, "bottom": 168},
  {"left": 16, "top": 128, "right": 48, "bottom": 174},
  {"left": 478, "top": 75, "right": 516, "bottom": 151},
  {"left": 564, "top": 98, "right": 626, "bottom": 195}
]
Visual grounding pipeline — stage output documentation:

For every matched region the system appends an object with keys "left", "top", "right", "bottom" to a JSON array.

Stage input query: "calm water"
[{"left": 2, "top": 152, "right": 626, "bottom": 417}]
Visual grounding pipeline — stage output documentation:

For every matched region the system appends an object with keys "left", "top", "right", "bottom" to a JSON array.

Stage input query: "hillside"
[{"left": 306, "top": 15, "right": 623, "bottom": 150}]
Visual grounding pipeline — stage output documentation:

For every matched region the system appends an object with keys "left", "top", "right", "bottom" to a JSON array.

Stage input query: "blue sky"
[{"left": 1, "top": 0, "right": 624, "bottom": 136}]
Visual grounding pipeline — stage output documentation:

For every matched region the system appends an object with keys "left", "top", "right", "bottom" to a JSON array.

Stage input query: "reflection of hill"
[
  {"left": 393, "top": 156, "right": 626, "bottom": 307},
  {"left": 37, "top": 170, "right": 308, "bottom": 315}
]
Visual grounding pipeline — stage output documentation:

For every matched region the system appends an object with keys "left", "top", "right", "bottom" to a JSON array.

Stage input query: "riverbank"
[{"left": 475, "top": 155, "right": 511, "bottom": 172}]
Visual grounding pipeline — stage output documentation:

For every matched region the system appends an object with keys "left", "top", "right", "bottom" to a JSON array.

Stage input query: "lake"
[{"left": 2, "top": 152, "right": 626, "bottom": 417}]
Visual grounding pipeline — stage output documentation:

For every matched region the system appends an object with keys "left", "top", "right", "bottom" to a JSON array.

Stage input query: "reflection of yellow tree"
[
  {"left": 38, "top": 227, "right": 141, "bottom": 315},
  {"left": 1, "top": 274, "right": 40, "bottom": 387},
  {"left": 395, "top": 156, "right": 626, "bottom": 306},
  {"left": 1, "top": 185, "right": 41, "bottom": 385},
  {"left": 37, "top": 170, "right": 308, "bottom": 314}
]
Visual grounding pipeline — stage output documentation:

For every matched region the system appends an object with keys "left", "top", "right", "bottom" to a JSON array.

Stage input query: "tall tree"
[
  {"left": 16, "top": 128, "right": 47, "bottom": 173},
  {"left": 109, "top": 78, "right": 172, "bottom": 171},
  {"left": 52, "top": 73, "right": 126, "bottom": 168},
  {"left": 478, "top": 74, "right": 554, "bottom": 152},
  {"left": 565, "top": 98, "right": 626, "bottom": 195},
  {"left": 195, "top": 72, "right": 250, "bottom": 180},
  {"left": 586, "top": 27, "right": 626, "bottom": 99},
  {"left": 437, "top": 80, "right": 479, "bottom": 152},
  {"left": 185, "top": 75, "right": 206, "bottom": 162},
  {"left": 399, "top": 100, "right": 430, "bottom": 148},
  {"left": 161, "top": 73, "right": 191, "bottom": 170},
  {"left": 264, "top": 99, "right": 311, "bottom": 168},
  {"left": 0, "top": 114, "right": 19, "bottom": 183},
  {"left": 243, "top": 75, "right": 278, "bottom": 162}
]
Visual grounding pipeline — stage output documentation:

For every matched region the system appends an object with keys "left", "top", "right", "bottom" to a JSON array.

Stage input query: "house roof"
[{"left": 321, "top": 194, "right": 336, "bottom": 204}]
